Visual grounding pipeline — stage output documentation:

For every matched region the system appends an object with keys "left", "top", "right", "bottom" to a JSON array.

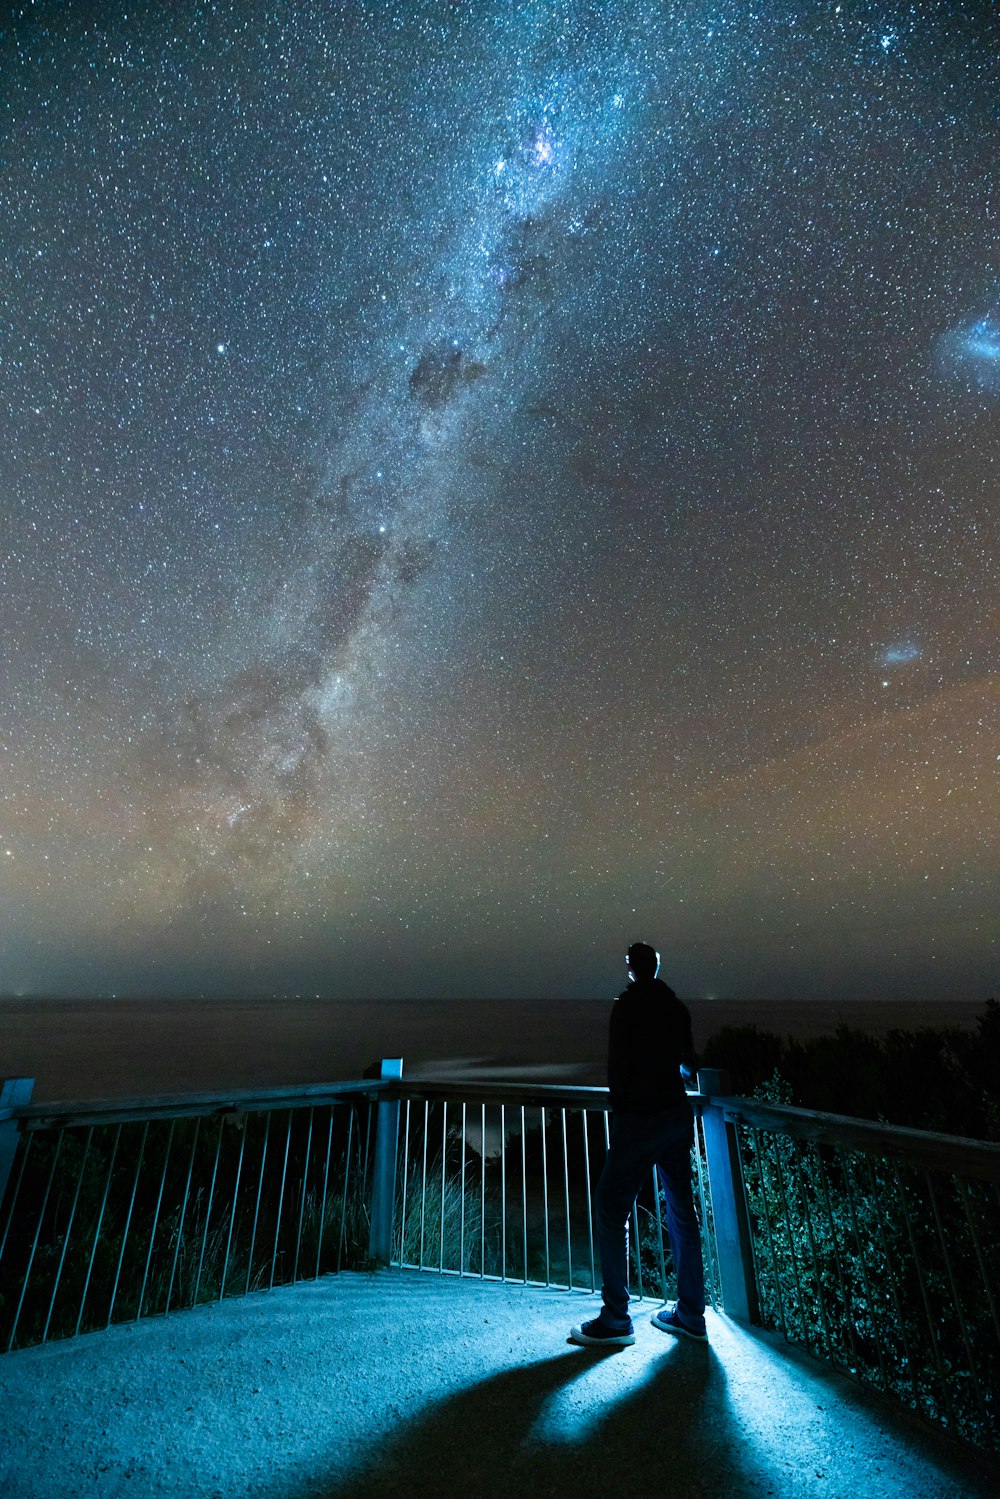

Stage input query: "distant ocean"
[{"left": 0, "top": 995, "right": 987, "bottom": 1105}]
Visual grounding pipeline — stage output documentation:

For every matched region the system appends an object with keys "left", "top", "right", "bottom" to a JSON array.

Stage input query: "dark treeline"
[{"left": 700, "top": 999, "right": 1000, "bottom": 1141}]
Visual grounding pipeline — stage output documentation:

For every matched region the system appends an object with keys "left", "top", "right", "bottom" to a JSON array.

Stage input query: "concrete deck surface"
[{"left": 1, "top": 1269, "right": 995, "bottom": 1499}]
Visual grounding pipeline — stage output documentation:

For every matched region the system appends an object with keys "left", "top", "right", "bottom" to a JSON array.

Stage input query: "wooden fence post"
[
  {"left": 0, "top": 1077, "right": 34, "bottom": 1217},
  {"left": 697, "top": 1067, "right": 759, "bottom": 1324},
  {"left": 368, "top": 1059, "right": 402, "bottom": 1265}
]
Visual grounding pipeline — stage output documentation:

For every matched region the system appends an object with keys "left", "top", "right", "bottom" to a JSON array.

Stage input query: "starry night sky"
[{"left": 1, "top": 0, "right": 997, "bottom": 1003}]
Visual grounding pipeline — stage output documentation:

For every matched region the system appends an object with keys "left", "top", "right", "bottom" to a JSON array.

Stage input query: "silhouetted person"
[{"left": 570, "top": 941, "right": 707, "bottom": 1346}]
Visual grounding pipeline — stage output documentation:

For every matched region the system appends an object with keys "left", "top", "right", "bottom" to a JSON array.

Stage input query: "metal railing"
[
  {"left": 0, "top": 1079, "right": 377, "bottom": 1352},
  {"left": 387, "top": 1080, "right": 721, "bottom": 1306},
  {"left": 721, "top": 1095, "right": 1000, "bottom": 1456},
  {"left": 0, "top": 1072, "right": 722, "bottom": 1350},
  {"left": 2, "top": 1066, "right": 999, "bottom": 1458}
]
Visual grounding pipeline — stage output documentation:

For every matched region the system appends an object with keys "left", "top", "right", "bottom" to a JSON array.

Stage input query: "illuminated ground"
[{"left": 0, "top": 1270, "right": 994, "bottom": 1498}]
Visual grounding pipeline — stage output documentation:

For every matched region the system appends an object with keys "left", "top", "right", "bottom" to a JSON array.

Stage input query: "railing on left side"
[{"left": 0, "top": 1078, "right": 383, "bottom": 1353}]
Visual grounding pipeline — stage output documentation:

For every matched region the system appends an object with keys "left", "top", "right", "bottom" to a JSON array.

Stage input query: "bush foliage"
[{"left": 701, "top": 999, "right": 1000, "bottom": 1139}]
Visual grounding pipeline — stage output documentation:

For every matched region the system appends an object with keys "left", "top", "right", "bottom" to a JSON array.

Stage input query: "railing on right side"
[
  {"left": 721, "top": 1093, "right": 1000, "bottom": 1457},
  {"left": 374, "top": 1071, "right": 1000, "bottom": 1459}
]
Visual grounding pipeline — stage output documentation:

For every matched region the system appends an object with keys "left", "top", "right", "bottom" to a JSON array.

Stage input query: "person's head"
[{"left": 626, "top": 941, "right": 660, "bottom": 982}]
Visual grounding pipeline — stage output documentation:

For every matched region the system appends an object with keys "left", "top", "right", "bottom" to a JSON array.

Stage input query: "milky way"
[{"left": 1, "top": 1, "right": 997, "bottom": 1001}]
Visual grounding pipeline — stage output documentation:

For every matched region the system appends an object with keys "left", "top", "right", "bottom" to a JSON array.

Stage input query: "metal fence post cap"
[
  {"left": 697, "top": 1068, "right": 731, "bottom": 1098},
  {"left": 380, "top": 1059, "right": 403, "bottom": 1080}
]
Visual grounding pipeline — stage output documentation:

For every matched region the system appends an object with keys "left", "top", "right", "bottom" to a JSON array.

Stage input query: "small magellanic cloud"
[{"left": 882, "top": 643, "right": 921, "bottom": 665}]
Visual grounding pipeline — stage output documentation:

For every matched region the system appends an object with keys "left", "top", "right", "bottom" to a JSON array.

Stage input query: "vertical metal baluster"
[
  {"left": 500, "top": 1103, "right": 507, "bottom": 1282},
  {"left": 692, "top": 1114, "right": 719, "bottom": 1308},
  {"left": 749, "top": 1128, "right": 789, "bottom": 1340},
  {"left": 136, "top": 1122, "right": 169, "bottom": 1321},
  {"left": 957, "top": 1175, "right": 1000, "bottom": 1348},
  {"left": 419, "top": 1100, "right": 429, "bottom": 1271},
  {"left": 520, "top": 1105, "right": 528, "bottom": 1285},
  {"left": 336, "top": 1106, "right": 355, "bottom": 1273},
  {"left": 692, "top": 1115, "right": 716, "bottom": 1313},
  {"left": 398, "top": 1099, "right": 410, "bottom": 1267},
  {"left": 603, "top": 1110, "right": 613, "bottom": 1293},
  {"left": 107, "top": 1121, "right": 149, "bottom": 1327},
  {"left": 314, "top": 1106, "right": 335, "bottom": 1279},
  {"left": 889, "top": 1160, "right": 956, "bottom": 1430},
  {"left": 268, "top": 1110, "right": 293, "bottom": 1290},
  {"left": 479, "top": 1103, "right": 486, "bottom": 1278},
  {"left": 7, "top": 1130, "right": 64, "bottom": 1351},
  {"left": 362, "top": 1101, "right": 373, "bottom": 1200},
  {"left": 769, "top": 1137, "right": 809, "bottom": 1350},
  {"left": 193, "top": 1117, "right": 225, "bottom": 1307},
  {"left": 651, "top": 1165, "right": 668, "bottom": 1303},
  {"left": 794, "top": 1141, "right": 834, "bottom": 1364},
  {"left": 0, "top": 1129, "right": 33, "bottom": 1266},
  {"left": 793, "top": 1142, "right": 833, "bottom": 1358},
  {"left": 439, "top": 1101, "right": 447, "bottom": 1272},
  {"left": 166, "top": 1119, "right": 200, "bottom": 1314},
  {"left": 812, "top": 1145, "right": 859, "bottom": 1369},
  {"left": 76, "top": 1125, "right": 122, "bottom": 1335},
  {"left": 459, "top": 1101, "right": 466, "bottom": 1275},
  {"left": 582, "top": 1112, "right": 595, "bottom": 1294},
  {"left": 292, "top": 1107, "right": 315, "bottom": 1285},
  {"left": 840, "top": 1151, "right": 889, "bottom": 1389},
  {"left": 561, "top": 1108, "right": 572, "bottom": 1290},
  {"left": 42, "top": 1128, "right": 93, "bottom": 1343},
  {"left": 219, "top": 1119, "right": 247, "bottom": 1302},
  {"left": 924, "top": 1169, "right": 989, "bottom": 1427},
  {"left": 631, "top": 1201, "right": 644, "bottom": 1300},
  {"left": 541, "top": 1107, "right": 550, "bottom": 1286},
  {"left": 864, "top": 1156, "right": 920, "bottom": 1412},
  {"left": 618, "top": 1117, "right": 640, "bottom": 1301},
  {"left": 245, "top": 1113, "right": 270, "bottom": 1296}
]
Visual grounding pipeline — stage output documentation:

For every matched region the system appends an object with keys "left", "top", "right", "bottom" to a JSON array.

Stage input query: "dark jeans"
[{"left": 594, "top": 1101, "right": 706, "bottom": 1333}]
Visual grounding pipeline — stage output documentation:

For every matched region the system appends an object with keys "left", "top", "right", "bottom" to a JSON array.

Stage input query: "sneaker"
[
  {"left": 569, "top": 1315, "right": 635, "bottom": 1347},
  {"left": 650, "top": 1304, "right": 707, "bottom": 1343}
]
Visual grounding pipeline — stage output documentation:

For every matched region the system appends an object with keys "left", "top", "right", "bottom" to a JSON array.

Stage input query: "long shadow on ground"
[{"left": 318, "top": 1338, "right": 761, "bottom": 1499}]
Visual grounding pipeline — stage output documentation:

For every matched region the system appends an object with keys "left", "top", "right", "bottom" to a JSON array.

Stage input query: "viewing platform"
[
  {"left": 2, "top": 1267, "right": 995, "bottom": 1498},
  {"left": 2, "top": 1066, "right": 998, "bottom": 1495},
  {"left": 7, "top": 1265, "right": 1000, "bottom": 1499}
]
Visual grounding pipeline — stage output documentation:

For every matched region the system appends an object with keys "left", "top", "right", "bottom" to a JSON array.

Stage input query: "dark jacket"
[{"left": 607, "top": 977, "right": 695, "bottom": 1115}]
